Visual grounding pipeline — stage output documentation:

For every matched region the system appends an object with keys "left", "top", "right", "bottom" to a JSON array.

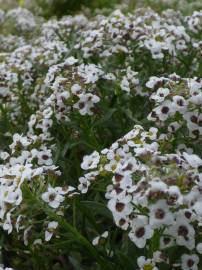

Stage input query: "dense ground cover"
[{"left": 0, "top": 0, "right": 202, "bottom": 269}]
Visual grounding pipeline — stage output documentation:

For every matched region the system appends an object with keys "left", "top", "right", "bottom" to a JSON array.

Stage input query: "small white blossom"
[{"left": 45, "top": 221, "right": 58, "bottom": 241}]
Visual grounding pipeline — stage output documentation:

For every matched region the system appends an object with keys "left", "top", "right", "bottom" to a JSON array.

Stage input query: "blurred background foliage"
[{"left": 0, "top": 0, "right": 202, "bottom": 18}]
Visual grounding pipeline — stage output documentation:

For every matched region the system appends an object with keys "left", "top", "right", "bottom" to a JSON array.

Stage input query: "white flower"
[
  {"left": 154, "top": 100, "right": 175, "bottom": 121},
  {"left": 0, "top": 152, "right": 9, "bottom": 161},
  {"left": 45, "top": 221, "right": 58, "bottom": 241},
  {"left": 149, "top": 200, "right": 174, "bottom": 228},
  {"left": 172, "top": 95, "right": 187, "bottom": 112},
  {"left": 120, "top": 76, "right": 130, "bottom": 92},
  {"left": 71, "top": 84, "right": 81, "bottom": 94},
  {"left": 37, "top": 149, "right": 53, "bottom": 166},
  {"left": 10, "top": 134, "right": 30, "bottom": 151},
  {"left": 33, "top": 239, "right": 42, "bottom": 246},
  {"left": 107, "top": 194, "right": 133, "bottom": 222},
  {"left": 183, "top": 152, "right": 202, "bottom": 168},
  {"left": 73, "top": 93, "right": 100, "bottom": 115},
  {"left": 3, "top": 213, "right": 12, "bottom": 234},
  {"left": 167, "top": 186, "right": 183, "bottom": 206},
  {"left": 92, "top": 231, "right": 108, "bottom": 246},
  {"left": 181, "top": 254, "right": 199, "bottom": 270},
  {"left": 177, "top": 144, "right": 193, "bottom": 154},
  {"left": 78, "top": 177, "right": 91, "bottom": 193},
  {"left": 129, "top": 216, "right": 153, "bottom": 248},
  {"left": 137, "top": 256, "right": 158, "bottom": 270},
  {"left": 168, "top": 121, "right": 181, "bottom": 133},
  {"left": 144, "top": 39, "right": 164, "bottom": 59},
  {"left": 146, "top": 76, "right": 166, "bottom": 89},
  {"left": 192, "top": 199, "right": 202, "bottom": 217},
  {"left": 150, "top": 87, "right": 170, "bottom": 103},
  {"left": 168, "top": 218, "right": 195, "bottom": 250},
  {"left": 6, "top": 7, "right": 36, "bottom": 32},
  {"left": 81, "top": 151, "right": 100, "bottom": 170},
  {"left": 77, "top": 64, "right": 103, "bottom": 84},
  {"left": 64, "top": 56, "right": 78, "bottom": 65},
  {"left": 196, "top": 243, "right": 202, "bottom": 254},
  {"left": 153, "top": 251, "right": 168, "bottom": 264},
  {"left": 55, "top": 186, "right": 75, "bottom": 195},
  {"left": 41, "top": 186, "right": 64, "bottom": 208},
  {"left": 0, "top": 267, "right": 14, "bottom": 270}
]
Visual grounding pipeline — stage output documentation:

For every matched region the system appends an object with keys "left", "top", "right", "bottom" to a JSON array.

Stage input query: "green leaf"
[
  {"left": 93, "top": 108, "right": 117, "bottom": 127},
  {"left": 79, "top": 201, "right": 112, "bottom": 220}
]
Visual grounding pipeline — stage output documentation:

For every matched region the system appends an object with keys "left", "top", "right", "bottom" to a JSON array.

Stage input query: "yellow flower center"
[
  {"left": 143, "top": 264, "right": 153, "bottom": 270},
  {"left": 111, "top": 164, "right": 117, "bottom": 171},
  {"left": 133, "top": 138, "right": 142, "bottom": 144},
  {"left": 114, "top": 155, "right": 121, "bottom": 162}
]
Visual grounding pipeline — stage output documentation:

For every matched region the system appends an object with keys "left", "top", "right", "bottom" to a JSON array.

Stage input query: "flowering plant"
[{"left": 0, "top": 0, "right": 202, "bottom": 269}]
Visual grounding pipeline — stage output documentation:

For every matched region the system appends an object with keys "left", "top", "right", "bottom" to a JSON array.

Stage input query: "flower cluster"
[
  {"left": 80, "top": 124, "right": 202, "bottom": 268},
  {"left": 76, "top": 8, "right": 199, "bottom": 61},
  {"left": 146, "top": 75, "right": 202, "bottom": 139},
  {"left": 0, "top": 132, "right": 59, "bottom": 233}
]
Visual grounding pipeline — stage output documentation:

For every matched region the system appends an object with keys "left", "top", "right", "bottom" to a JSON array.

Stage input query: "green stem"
[{"left": 24, "top": 186, "right": 112, "bottom": 269}]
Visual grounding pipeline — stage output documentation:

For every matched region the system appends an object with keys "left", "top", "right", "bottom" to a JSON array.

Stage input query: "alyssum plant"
[{"left": 0, "top": 2, "right": 202, "bottom": 269}]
